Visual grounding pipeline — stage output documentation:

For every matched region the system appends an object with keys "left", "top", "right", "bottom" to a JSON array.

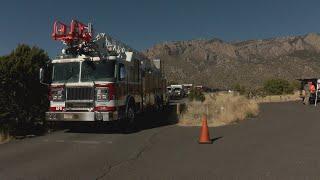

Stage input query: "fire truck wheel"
[
  {"left": 119, "top": 103, "right": 136, "bottom": 133},
  {"left": 127, "top": 105, "right": 136, "bottom": 124}
]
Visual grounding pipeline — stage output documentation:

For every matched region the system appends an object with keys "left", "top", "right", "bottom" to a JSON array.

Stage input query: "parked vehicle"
[
  {"left": 169, "top": 85, "right": 186, "bottom": 99},
  {"left": 182, "top": 84, "right": 193, "bottom": 95},
  {"left": 167, "top": 86, "right": 172, "bottom": 94},
  {"left": 39, "top": 20, "right": 167, "bottom": 128}
]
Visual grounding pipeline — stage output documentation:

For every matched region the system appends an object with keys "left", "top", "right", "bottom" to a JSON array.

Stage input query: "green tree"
[
  {"left": 263, "top": 79, "right": 294, "bottom": 95},
  {"left": 0, "top": 45, "right": 50, "bottom": 135}
]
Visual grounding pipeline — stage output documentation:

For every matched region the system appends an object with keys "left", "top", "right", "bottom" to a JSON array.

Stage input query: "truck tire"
[
  {"left": 119, "top": 101, "right": 136, "bottom": 133},
  {"left": 126, "top": 104, "right": 136, "bottom": 124}
]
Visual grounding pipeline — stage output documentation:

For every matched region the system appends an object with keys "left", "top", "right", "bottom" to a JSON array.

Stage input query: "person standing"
[
  {"left": 310, "top": 83, "right": 316, "bottom": 94},
  {"left": 310, "top": 82, "right": 316, "bottom": 105},
  {"left": 303, "top": 82, "right": 312, "bottom": 105}
]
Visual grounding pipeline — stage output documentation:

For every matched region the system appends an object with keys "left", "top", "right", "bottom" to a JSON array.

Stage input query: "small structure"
[{"left": 297, "top": 78, "right": 320, "bottom": 105}]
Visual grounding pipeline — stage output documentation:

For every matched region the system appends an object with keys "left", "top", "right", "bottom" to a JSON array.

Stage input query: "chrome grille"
[{"left": 66, "top": 87, "right": 94, "bottom": 101}]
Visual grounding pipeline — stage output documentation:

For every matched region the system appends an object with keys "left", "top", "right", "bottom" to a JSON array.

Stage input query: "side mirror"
[
  {"left": 125, "top": 51, "right": 133, "bottom": 62},
  {"left": 39, "top": 68, "right": 49, "bottom": 86},
  {"left": 39, "top": 68, "right": 44, "bottom": 82}
]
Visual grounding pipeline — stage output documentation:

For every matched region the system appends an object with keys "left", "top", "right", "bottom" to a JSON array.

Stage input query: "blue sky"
[{"left": 0, "top": 0, "right": 319, "bottom": 57}]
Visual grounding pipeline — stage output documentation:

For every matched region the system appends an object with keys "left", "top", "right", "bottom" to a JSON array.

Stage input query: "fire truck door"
[{"left": 118, "top": 63, "right": 127, "bottom": 106}]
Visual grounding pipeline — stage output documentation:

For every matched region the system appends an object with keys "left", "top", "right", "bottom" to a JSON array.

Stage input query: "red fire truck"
[{"left": 39, "top": 20, "right": 167, "bottom": 128}]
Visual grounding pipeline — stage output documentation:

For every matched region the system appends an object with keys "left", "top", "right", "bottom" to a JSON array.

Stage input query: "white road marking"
[
  {"left": 72, "top": 140, "right": 100, "bottom": 144},
  {"left": 42, "top": 139, "right": 112, "bottom": 144}
]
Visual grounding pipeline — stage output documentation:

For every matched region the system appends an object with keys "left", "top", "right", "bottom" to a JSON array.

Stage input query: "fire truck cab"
[{"left": 40, "top": 20, "right": 166, "bottom": 125}]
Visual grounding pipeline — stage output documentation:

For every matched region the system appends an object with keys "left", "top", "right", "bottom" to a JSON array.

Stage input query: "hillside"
[{"left": 144, "top": 33, "right": 320, "bottom": 89}]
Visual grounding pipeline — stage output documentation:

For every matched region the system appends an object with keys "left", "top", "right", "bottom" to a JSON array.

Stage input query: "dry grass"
[
  {"left": 179, "top": 92, "right": 259, "bottom": 127},
  {"left": 0, "top": 131, "right": 10, "bottom": 144}
]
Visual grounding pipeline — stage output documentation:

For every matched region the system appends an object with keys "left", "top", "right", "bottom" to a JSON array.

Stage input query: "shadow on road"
[
  {"left": 64, "top": 106, "right": 179, "bottom": 134},
  {"left": 211, "top": 136, "right": 223, "bottom": 143}
]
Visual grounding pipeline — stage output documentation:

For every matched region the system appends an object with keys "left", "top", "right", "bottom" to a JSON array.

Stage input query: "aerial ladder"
[{"left": 51, "top": 19, "right": 144, "bottom": 62}]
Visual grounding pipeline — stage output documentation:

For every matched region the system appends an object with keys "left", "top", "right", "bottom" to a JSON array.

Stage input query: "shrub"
[
  {"left": 263, "top": 79, "right": 294, "bottom": 95},
  {"left": 290, "top": 80, "right": 301, "bottom": 91},
  {"left": 0, "top": 45, "right": 50, "bottom": 136},
  {"left": 188, "top": 88, "right": 205, "bottom": 102},
  {"left": 232, "top": 84, "right": 247, "bottom": 95},
  {"left": 246, "top": 88, "right": 267, "bottom": 98}
]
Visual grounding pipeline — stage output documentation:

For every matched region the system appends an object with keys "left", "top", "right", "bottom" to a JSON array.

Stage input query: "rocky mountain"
[{"left": 144, "top": 33, "right": 320, "bottom": 89}]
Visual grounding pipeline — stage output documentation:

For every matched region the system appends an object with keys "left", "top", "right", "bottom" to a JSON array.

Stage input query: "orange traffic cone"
[{"left": 198, "top": 114, "right": 212, "bottom": 144}]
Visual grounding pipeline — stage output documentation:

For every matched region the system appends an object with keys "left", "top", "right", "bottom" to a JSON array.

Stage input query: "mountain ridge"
[{"left": 144, "top": 33, "right": 320, "bottom": 89}]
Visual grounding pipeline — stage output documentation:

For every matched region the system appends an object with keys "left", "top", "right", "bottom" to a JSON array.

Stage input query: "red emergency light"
[{"left": 52, "top": 20, "right": 92, "bottom": 44}]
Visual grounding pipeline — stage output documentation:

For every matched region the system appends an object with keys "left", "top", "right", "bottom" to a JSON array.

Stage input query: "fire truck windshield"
[
  {"left": 81, "top": 60, "right": 115, "bottom": 82},
  {"left": 52, "top": 62, "right": 80, "bottom": 83}
]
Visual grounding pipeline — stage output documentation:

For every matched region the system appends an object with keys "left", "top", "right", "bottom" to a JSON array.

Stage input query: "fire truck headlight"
[{"left": 51, "top": 88, "right": 64, "bottom": 101}]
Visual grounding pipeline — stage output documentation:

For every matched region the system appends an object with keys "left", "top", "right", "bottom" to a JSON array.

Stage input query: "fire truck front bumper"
[{"left": 46, "top": 111, "right": 118, "bottom": 122}]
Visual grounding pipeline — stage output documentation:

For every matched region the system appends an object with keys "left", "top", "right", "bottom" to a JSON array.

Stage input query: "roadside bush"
[
  {"left": 232, "top": 84, "right": 247, "bottom": 95},
  {"left": 263, "top": 79, "right": 294, "bottom": 95},
  {"left": 246, "top": 88, "right": 267, "bottom": 99},
  {"left": 188, "top": 88, "right": 205, "bottom": 102},
  {"left": 0, "top": 45, "right": 50, "bottom": 136},
  {"left": 290, "top": 80, "right": 301, "bottom": 91}
]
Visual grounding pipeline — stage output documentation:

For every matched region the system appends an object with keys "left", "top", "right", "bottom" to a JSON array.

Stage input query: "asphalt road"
[{"left": 1, "top": 102, "right": 320, "bottom": 179}]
